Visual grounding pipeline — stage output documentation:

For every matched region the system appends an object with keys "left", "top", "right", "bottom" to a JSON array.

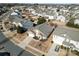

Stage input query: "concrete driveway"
[{"left": 47, "top": 43, "right": 59, "bottom": 56}]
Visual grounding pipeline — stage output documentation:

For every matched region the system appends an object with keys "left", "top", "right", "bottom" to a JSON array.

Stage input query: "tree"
[
  {"left": 17, "top": 26, "right": 26, "bottom": 33},
  {"left": 37, "top": 17, "right": 46, "bottom": 25},
  {"left": 66, "top": 16, "right": 79, "bottom": 29}
]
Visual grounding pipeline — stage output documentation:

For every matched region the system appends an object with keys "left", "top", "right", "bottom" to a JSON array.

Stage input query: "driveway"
[{"left": 47, "top": 43, "right": 59, "bottom": 56}]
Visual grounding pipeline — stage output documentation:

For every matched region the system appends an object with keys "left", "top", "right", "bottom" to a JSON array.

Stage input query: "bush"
[
  {"left": 66, "top": 22, "right": 79, "bottom": 29},
  {"left": 66, "top": 14, "right": 79, "bottom": 28},
  {"left": 17, "top": 26, "right": 27, "bottom": 33},
  {"left": 73, "top": 50, "right": 79, "bottom": 56},
  {"left": 66, "top": 16, "right": 79, "bottom": 28},
  {"left": 37, "top": 17, "right": 46, "bottom": 25},
  {"left": 51, "top": 41, "right": 53, "bottom": 43}
]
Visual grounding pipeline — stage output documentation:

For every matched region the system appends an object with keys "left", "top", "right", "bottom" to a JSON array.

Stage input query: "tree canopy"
[{"left": 37, "top": 17, "right": 46, "bottom": 25}]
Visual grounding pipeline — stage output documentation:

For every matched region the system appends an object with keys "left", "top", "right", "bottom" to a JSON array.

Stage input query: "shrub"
[
  {"left": 66, "top": 22, "right": 79, "bottom": 29},
  {"left": 37, "top": 17, "right": 46, "bottom": 25}
]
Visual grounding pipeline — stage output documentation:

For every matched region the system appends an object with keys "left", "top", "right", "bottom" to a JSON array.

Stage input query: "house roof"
[
  {"left": 20, "top": 20, "right": 33, "bottom": 29},
  {"left": 0, "top": 32, "right": 24, "bottom": 56},
  {"left": 0, "top": 32, "right": 8, "bottom": 43},
  {"left": 63, "top": 41, "right": 76, "bottom": 48},
  {"left": 35, "top": 23, "right": 54, "bottom": 38},
  {"left": 2, "top": 40, "right": 24, "bottom": 56},
  {"left": 74, "top": 19, "right": 79, "bottom": 25},
  {"left": 11, "top": 12, "right": 18, "bottom": 16},
  {"left": 9, "top": 16, "right": 23, "bottom": 23},
  {"left": 53, "top": 26, "right": 79, "bottom": 42},
  {"left": 9, "top": 15, "right": 33, "bottom": 29},
  {"left": 53, "top": 26, "right": 79, "bottom": 49},
  {"left": 57, "top": 15, "right": 66, "bottom": 21}
]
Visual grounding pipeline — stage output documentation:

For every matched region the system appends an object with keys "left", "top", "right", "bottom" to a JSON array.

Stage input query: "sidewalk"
[{"left": 18, "top": 36, "right": 33, "bottom": 49}]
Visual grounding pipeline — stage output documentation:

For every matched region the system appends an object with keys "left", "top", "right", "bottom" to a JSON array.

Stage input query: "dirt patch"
[
  {"left": 13, "top": 32, "right": 28, "bottom": 44},
  {"left": 28, "top": 36, "right": 52, "bottom": 53}
]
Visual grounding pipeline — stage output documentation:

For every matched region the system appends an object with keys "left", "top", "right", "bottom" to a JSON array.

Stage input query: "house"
[
  {"left": 28, "top": 23, "right": 55, "bottom": 40},
  {"left": 14, "top": 9, "right": 19, "bottom": 13},
  {"left": 56, "top": 15, "right": 66, "bottom": 22},
  {"left": 53, "top": 26, "right": 79, "bottom": 51},
  {"left": 9, "top": 15, "right": 33, "bottom": 31},
  {"left": 20, "top": 20, "right": 33, "bottom": 30},
  {"left": 10, "top": 11, "right": 22, "bottom": 18},
  {"left": 11, "top": 12, "right": 19, "bottom": 16},
  {"left": 74, "top": 19, "right": 79, "bottom": 25},
  {"left": 48, "top": 16, "right": 54, "bottom": 19}
]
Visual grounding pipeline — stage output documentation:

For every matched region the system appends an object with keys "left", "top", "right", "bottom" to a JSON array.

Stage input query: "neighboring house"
[
  {"left": 11, "top": 12, "right": 18, "bottom": 16},
  {"left": 53, "top": 26, "right": 79, "bottom": 51},
  {"left": 20, "top": 20, "right": 33, "bottom": 30},
  {"left": 74, "top": 19, "right": 79, "bottom": 25},
  {"left": 10, "top": 9, "right": 22, "bottom": 18},
  {"left": 9, "top": 15, "right": 33, "bottom": 31},
  {"left": 14, "top": 9, "right": 19, "bottom": 13},
  {"left": 28, "top": 23, "right": 55, "bottom": 40},
  {"left": 48, "top": 16, "right": 54, "bottom": 19},
  {"left": 56, "top": 15, "right": 66, "bottom": 22},
  {"left": 10, "top": 12, "right": 22, "bottom": 18}
]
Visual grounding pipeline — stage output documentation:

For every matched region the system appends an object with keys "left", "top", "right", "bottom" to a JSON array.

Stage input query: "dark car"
[{"left": 55, "top": 45, "right": 60, "bottom": 52}]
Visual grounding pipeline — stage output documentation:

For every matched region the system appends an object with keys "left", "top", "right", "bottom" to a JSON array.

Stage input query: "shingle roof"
[
  {"left": 9, "top": 16, "right": 23, "bottom": 23},
  {"left": 21, "top": 20, "right": 33, "bottom": 29},
  {"left": 2, "top": 40, "right": 23, "bottom": 56},
  {"left": 9, "top": 16, "right": 33, "bottom": 29},
  {"left": 0, "top": 32, "right": 23, "bottom": 56},
  {"left": 53, "top": 26, "right": 79, "bottom": 42},
  {"left": 53, "top": 26, "right": 79, "bottom": 50},
  {"left": 20, "top": 50, "right": 34, "bottom": 56},
  {"left": 63, "top": 41, "right": 76, "bottom": 48},
  {"left": 0, "top": 32, "right": 8, "bottom": 44},
  {"left": 35, "top": 23, "right": 54, "bottom": 38}
]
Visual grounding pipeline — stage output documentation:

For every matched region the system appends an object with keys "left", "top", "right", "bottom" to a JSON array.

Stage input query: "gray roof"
[
  {"left": 20, "top": 51, "right": 34, "bottom": 56},
  {"left": 21, "top": 20, "right": 33, "bottom": 29},
  {"left": 9, "top": 16, "right": 23, "bottom": 23},
  {"left": 9, "top": 16, "right": 33, "bottom": 29},
  {"left": 0, "top": 32, "right": 8, "bottom": 44},
  {"left": 63, "top": 41, "right": 76, "bottom": 48},
  {"left": 53, "top": 26, "right": 79, "bottom": 49},
  {"left": 2, "top": 40, "right": 24, "bottom": 56},
  {"left": 53, "top": 26, "right": 79, "bottom": 42},
  {"left": 0, "top": 32, "right": 34, "bottom": 56},
  {"left": 35, "top": 23, "right": 54, "bottom": 38},
  {"left": 0, "top": 32, "right": 23, "bottom": 56}
]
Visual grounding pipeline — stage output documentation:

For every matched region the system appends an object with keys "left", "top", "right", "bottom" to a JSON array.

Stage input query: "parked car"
[{"left": 55, "top": 45, "right": 60, "bottom": 52}]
